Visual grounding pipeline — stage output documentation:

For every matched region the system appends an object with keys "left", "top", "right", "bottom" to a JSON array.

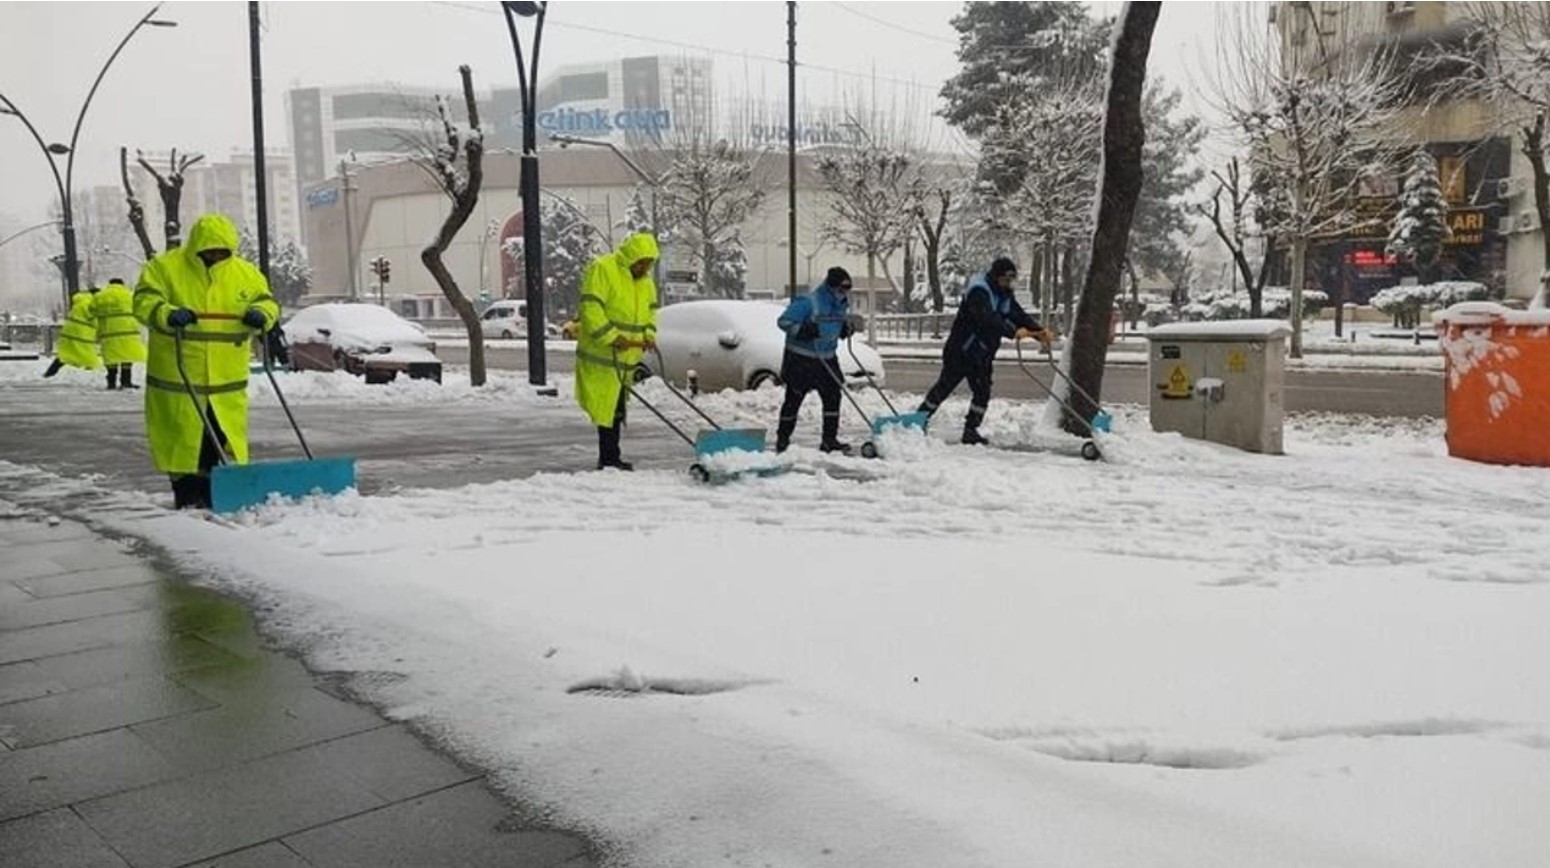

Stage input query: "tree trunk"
[
  {"left": 924, "top": 233, "right": 943, "bottom": 312},
  {"left": 1525, "top": 113, "right": 1550, "bottom": 309},
  {"left": 902, "top": 237, "right": 916, "bottom": 312},
  {"left": 1060, "top": 242, "right": 1076, "bottom": 332},
  {"left": 120, "top": 147, "right": 155, "bottom": 260},
  {"left": 419, "top": 65, "right": 487, "bottom": 387},
  {"left": 1289, "top": 237, "right": 1307, "bottom": 357},
  {"left": 1062, "top": 1, "right": 1160, "bottom": 435}
]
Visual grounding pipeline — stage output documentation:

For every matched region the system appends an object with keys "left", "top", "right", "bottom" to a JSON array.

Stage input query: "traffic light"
[
  {"left": 370, "top": 256, "right": 391, "bottom": 284},
  {"left": 379, "top": 258, "right": 390, "bottom": 284}
]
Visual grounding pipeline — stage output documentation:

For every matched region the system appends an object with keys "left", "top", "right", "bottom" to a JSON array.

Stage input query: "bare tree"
[
  {"left": 1195, "top": 157, "right": 1275, "bottom": 316},
  {"left": 912, "top": 179, "right": 954, "bottom": 312},
  {"left": 1433, "top": 2, "right": 1550, "bottom": 307},
  {"left": 417, "top": 65, "right": 487, "bottom": 387},
  {"left": 119, "top": 147, "right": 155, "bottom": 260},
  {"left": 135, "top": 148, "right": 204, "bottom": 251},
  {"left": 1206, "top": 4, "right": 1411, "bottom": 356},
  {"left": 1061, "top": 1, "right": 1161, "bottom": 436}
]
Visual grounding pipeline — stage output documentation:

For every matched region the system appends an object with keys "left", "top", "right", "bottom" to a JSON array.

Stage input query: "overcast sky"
[{"left": 0, "top": 1, "right": 1222, "bottom": 227}]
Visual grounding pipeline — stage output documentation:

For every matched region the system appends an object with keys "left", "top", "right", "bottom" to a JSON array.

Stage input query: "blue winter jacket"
[{"left": 777, "top": 282, "right": 850, "bottom": 360}]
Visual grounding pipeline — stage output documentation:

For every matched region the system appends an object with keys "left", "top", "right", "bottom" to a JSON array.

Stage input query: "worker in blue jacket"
[
  {"left": 918, "top": 257, "right": 1052, "bottom": 446},
  {"left": 774, "top": 267, "right": 856, "bottom": 454}
]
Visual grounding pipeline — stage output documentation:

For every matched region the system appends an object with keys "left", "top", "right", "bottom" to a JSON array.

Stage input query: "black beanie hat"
[
  {"left": 825, "top": 266, "right": 852, "bottom": 287},
  {"left": 990, "top": 257, "right": 1018, "bottom": 278}
]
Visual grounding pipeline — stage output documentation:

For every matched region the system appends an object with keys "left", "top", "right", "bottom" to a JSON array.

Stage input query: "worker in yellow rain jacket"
[
  {"left": 94, "top": 277, "right": 148, "bottom": 390},
  {"left": 42, "top": 287, "right": 102, "bottom": 377},
  {"left": 134, "top": 213, "right": 279, "bottom": 509},
  {"left": 575, "top": 232, "right": 658, "bottom": 471}
]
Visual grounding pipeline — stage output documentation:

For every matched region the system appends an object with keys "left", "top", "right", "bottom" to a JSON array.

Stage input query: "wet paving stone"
[
  {"left": 0, "top": 728, "right": 181, "bottom": 823},
  {"left": 0, "top": 674, "right": 217, "bottom": 749},
  {"left": 0, "top": 807, "right": 131, "bottom": 868}
]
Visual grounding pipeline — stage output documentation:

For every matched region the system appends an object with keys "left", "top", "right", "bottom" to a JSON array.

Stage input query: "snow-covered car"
[
  {"left": 479, "top": 299, "right": 560, "bottom": 339},
  {"left": 284, "top": 303, "right": 442, "bottom": 384},
  {"left": 642, "top": 300, "right": 884, "bottom": 391}
]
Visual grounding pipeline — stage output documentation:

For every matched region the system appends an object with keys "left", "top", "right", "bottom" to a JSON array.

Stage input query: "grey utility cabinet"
[{"left": 1145, "top": 320, "right": 1291, "bottom": 454}]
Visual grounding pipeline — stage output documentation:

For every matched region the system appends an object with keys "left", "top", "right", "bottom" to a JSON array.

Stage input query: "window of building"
[
  {"left": 559, "top": 72, "right": 608, "bottom": 102},
  {"left": 334, "top": 128, "right": 418, "bottom": 154}
]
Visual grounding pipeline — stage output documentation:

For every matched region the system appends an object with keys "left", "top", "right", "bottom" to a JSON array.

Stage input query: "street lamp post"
[
  {"left": 501, "top": 0, "right": 554, "bottom": 392},
  {"left": 0, "top": 220, "right": 62, "bottom": 253},
  {"left": 548, "top": 132, "right": 663, "bottom": 286},
  {"left": 0, "top": 4, "right": 175, "bottom": 308}
]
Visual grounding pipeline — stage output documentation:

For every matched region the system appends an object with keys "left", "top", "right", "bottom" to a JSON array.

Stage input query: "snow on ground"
[{"left": 4, "top": 361, "right": 1546, "bottom": 868}]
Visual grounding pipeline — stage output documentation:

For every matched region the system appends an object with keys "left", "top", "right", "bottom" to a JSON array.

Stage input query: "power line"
[
  {"left": 832, "top": 2, "right": 958, "bottom": 47},
  {"left": 433, "top": 1, "right": 941, "bottom": 94}
]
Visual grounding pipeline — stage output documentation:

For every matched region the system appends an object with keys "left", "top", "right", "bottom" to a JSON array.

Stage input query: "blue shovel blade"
[
  {"left": 1091, "top": 411, "right": 1113, "bottom": 433},
  {"left": 210, "top": 457, "right": 357, "bottom": 514},
  {"left": 695, "top": 428, "right": 767, "bottom": 459},
  {"left": 871, "top": 411, "right": 930, "bottom": 435}
]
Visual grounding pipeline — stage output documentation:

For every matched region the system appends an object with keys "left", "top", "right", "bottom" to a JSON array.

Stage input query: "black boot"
[
  {"left": 775, "top": 417, "right": 796, "bottom": 453},
  {"left": 961, "top": 427, "right": 990, "bottom": 447},
  {"left": 106, "top": 366, "right": 119, "bottom": 390},
  {"left": 42, "top": 358, "right": 64, "bottom": 378},
  {"left": 596, "top": 425, "right": 633, "bottom": 471},
  {"left": 819, "top": 411, "right": 851, "bottom": 454},
  {"left": 170, "top": 475, "right": 211, "bottom": 510},
  {"left": 119, "top": 366, "right": 138, "bottom": 389}
]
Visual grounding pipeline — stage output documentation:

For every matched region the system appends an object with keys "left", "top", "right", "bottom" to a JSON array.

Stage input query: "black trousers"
[
  {"left": 170, "top": 409, "right": 228, "bottom": 510},
  {"left": 596, "top": 389, "right": 629, "bottom": 466},
  {"left": 918, "top": 355, "right": 994, "bottom": 433},
  {"left": 776, "top": 352, "right": 843, "bottom": 446}
]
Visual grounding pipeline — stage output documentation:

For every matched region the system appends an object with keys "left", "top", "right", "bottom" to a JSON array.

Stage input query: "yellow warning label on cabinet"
[
  {"left": 1226, "top": 349, "right": 1248, "bottom": 373},
  {"left": 1161, "top": 364, "right": 1191, "bottom": 399}
]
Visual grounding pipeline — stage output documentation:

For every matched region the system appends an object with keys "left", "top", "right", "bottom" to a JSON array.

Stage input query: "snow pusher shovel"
[
  {"left": 616, "top": 346, "right": 781, "bottom": 483},
  {"left": 1012, "top": 337, "right": 1109, "bottom": 462},
  {"left": 821, "top": 336, "right": 928, "bottom": 459},
  {"left": 174, "top": 328, "right": 356, "bottom": 514}
]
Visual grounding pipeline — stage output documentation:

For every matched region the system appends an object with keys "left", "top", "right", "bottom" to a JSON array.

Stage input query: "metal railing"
[
  {"left": 1, "top": 322, "right": 58, "bottom": 353},
  {"left": 866, "top": 313, "right": 953, "bottom": 342}
]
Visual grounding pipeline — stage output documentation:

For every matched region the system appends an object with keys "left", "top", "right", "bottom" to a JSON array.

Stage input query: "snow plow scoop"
[
  {"left": 176, "top": 329, "right": 356, "bottom": 514},
  {"left": 825, "top": 336, "right": 927, "bottom": 459}
]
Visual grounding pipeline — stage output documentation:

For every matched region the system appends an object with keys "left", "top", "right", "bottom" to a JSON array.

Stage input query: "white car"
[
  {"left": 643, "top": 299, "right": 885, "bottom": 391},
  {"left": 480, "top": 299, "right": 559, "bottom": 339},
  {"left": 284, "top": 303, "right": 442, "bottom": 384}
]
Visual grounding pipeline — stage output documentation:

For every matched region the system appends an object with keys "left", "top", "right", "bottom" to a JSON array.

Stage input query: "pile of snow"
[
  {"left": 1180, "top": 288, "right": 1329, "bottom": 322},
  {"left": 283, "top": 303, "right": 432, "bottom": 352}
]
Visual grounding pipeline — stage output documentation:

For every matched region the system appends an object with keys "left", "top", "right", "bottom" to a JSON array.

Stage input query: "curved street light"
[
  {"left": 0, "top": 219, "right": 63, "bottom": 253},
  {"left": 0, "top": 4, "right": 176, "bottom": 306},
  {"left": 501, "top": 0, "right": 552, "bottom": 390}
]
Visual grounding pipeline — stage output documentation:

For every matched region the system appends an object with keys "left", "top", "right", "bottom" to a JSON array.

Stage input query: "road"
[{"left": 440, "top": 344, "right": 1446, "bottom": 418}]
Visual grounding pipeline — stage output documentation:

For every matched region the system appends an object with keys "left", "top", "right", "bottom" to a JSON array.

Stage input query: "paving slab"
[
  {"left": 14, "top": 563, "right": 161, "bottom": 599},
  {"left": 290, "top": 723, "right": 481, "bottom": 803},
  {"left": 0, "top": 584, "right": 155, "bottom": 631},
  {"left": 0, "top": 674, "right": 217, "bottom": 749},
  {"left": 0, "top": 807, "right": 131, "bottom": 868},
  {"left": 0, "top": 660, "right": 69, "bottom": 706},
  {"left": 284, "top": 780, "right": 593, "bottom": 868},
  {"left": 34, "top": 634, "right": 246, "bottom": 691},
  {"left": 0, "top": 609, "right": 164, "bottom": 666},
  {"left": 184, "top": 842, "right": 313, "bottom": 868},
  {"left": 76, "top": 748, "right": 386, "bottom": 868},
  {"left": 0, "top": 728, "right": 181, "bottom": 823}
]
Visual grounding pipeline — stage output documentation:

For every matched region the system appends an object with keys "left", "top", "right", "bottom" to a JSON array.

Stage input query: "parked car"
[
  {"left": 641, "top": 299, "right": 885, "bottom": 391},
  {"left": 285, "top": 303, "right": 442, "bottom": 384},
  {"left": 479, "top": 299, "right": 559, "bottom": 339}
]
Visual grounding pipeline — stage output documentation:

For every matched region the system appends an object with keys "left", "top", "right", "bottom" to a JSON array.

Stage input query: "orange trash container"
[{"left": 1434, "top": 302, "right": 1550, "bottom": 466}]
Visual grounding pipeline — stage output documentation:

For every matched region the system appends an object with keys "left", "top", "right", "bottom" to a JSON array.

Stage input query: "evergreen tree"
[{"left": 1387, "top": 149, "right": 1452, "bottom": 283}]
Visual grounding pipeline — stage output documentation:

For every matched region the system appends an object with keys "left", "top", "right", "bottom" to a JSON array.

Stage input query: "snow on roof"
[
  {"left": 1146, "top": 319, "right": 1293, "bottom": 340},
  {"left": 1432, "top": 302, "right": 1550, "bottom": 327}
]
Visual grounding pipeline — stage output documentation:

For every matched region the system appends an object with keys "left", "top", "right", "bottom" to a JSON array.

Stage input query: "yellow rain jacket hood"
[
  {"left": 134, "top": 213, "right": 279, "bottom": 474},
  {"left": 574, "top": 232, "right": 658, "bottom": 426}
]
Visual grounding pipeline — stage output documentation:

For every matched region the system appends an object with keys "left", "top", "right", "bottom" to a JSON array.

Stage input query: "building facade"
[
  {"left": 1272, "top": 0, "right": 1536, "bottom": 302},
  {"left": 126, "top": 150, "right": 301, "bottom": 251}
]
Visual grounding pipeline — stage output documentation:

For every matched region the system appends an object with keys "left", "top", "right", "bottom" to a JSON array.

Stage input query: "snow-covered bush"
[
  {"left": 1180, "top": 288, "right": 1327, "bottom": 322},
  {"left": 1369, "top": 281, "right": 1488, "bottom": 328}
]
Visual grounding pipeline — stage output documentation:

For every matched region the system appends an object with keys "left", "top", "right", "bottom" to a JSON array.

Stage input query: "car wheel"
[
  {"left": 747, "top": 370, "right": 782, "bottom": 390},
  {"left": 633, "top": 363, "right": 654, "bottom": 384},
  {"left": 501, "top": 329, "right": 513, "bottom": 339},
  {"left": 365, "top": 370, "right": 396, "bottom": 385}
]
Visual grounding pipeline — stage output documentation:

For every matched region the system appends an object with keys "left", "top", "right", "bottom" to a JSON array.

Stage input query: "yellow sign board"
[
  {"left": 1162, "top": 364, "right": 1191, "bottom": 399},
  {"left": 1226, "top": 349, "right": 1248, "bottom": 374}
]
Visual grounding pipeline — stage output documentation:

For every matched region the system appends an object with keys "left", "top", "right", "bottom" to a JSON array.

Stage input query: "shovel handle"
[{"left": 172, "top": 328, "right": 232, "bottom": 466}]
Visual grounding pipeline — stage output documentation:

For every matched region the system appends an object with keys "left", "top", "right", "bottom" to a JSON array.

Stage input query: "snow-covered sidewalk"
[{"left": 3, "top": 378, "right": 1545, "bottom": 868}]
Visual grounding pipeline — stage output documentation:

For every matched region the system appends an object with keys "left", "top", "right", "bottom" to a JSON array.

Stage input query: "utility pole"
[
  {"left": 787, "top": 1, "right": 798, "bottom": 299},
  {"left": 249, "top": 1, "right": 270, "bottom": 278},
  {"left": 339, "top": 159, "right": 358, "bottom": 299}
]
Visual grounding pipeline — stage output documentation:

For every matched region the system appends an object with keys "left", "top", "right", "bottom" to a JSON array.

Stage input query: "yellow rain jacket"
[
  {"left": 94, "top": 280, "right": 147, "bottom": 365},
  {"left": 56, "top": 290, "right": 102, "bottom": 370},
  {"left": 134, "top": 214, "right": 279, "bottom": 474},
  {"left": 575, "top": 233, "right": 658, "bottom": 426}
]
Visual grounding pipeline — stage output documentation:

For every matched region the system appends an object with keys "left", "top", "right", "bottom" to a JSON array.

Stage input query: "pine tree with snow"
[
  {"left": 706, "top": 231, "right": 748, "bottom": 298},
  {"left": 617, "top": 186, "right": 656, "bottom": 237},
  {"left": 1387, "top": 149, "right": 1452, "bottom": 283}
]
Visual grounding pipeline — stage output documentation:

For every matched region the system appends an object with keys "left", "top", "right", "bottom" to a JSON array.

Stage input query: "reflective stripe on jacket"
[{"left": 777, "top": 282, "right": 849, "bottom": 360}]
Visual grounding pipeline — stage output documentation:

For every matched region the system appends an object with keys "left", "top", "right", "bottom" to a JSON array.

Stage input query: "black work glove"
[
  {"left": 242, "top": 308, "right": 268, "bottom": 330},
  {"left": 839, "top": 321, "right": 854, "bottom": 339},
  {"left": 166, "top": 308, "right": 197, "bottom": 328},
  {"left": 796, "top": 321, "right": 820, "bottom": 340}
]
